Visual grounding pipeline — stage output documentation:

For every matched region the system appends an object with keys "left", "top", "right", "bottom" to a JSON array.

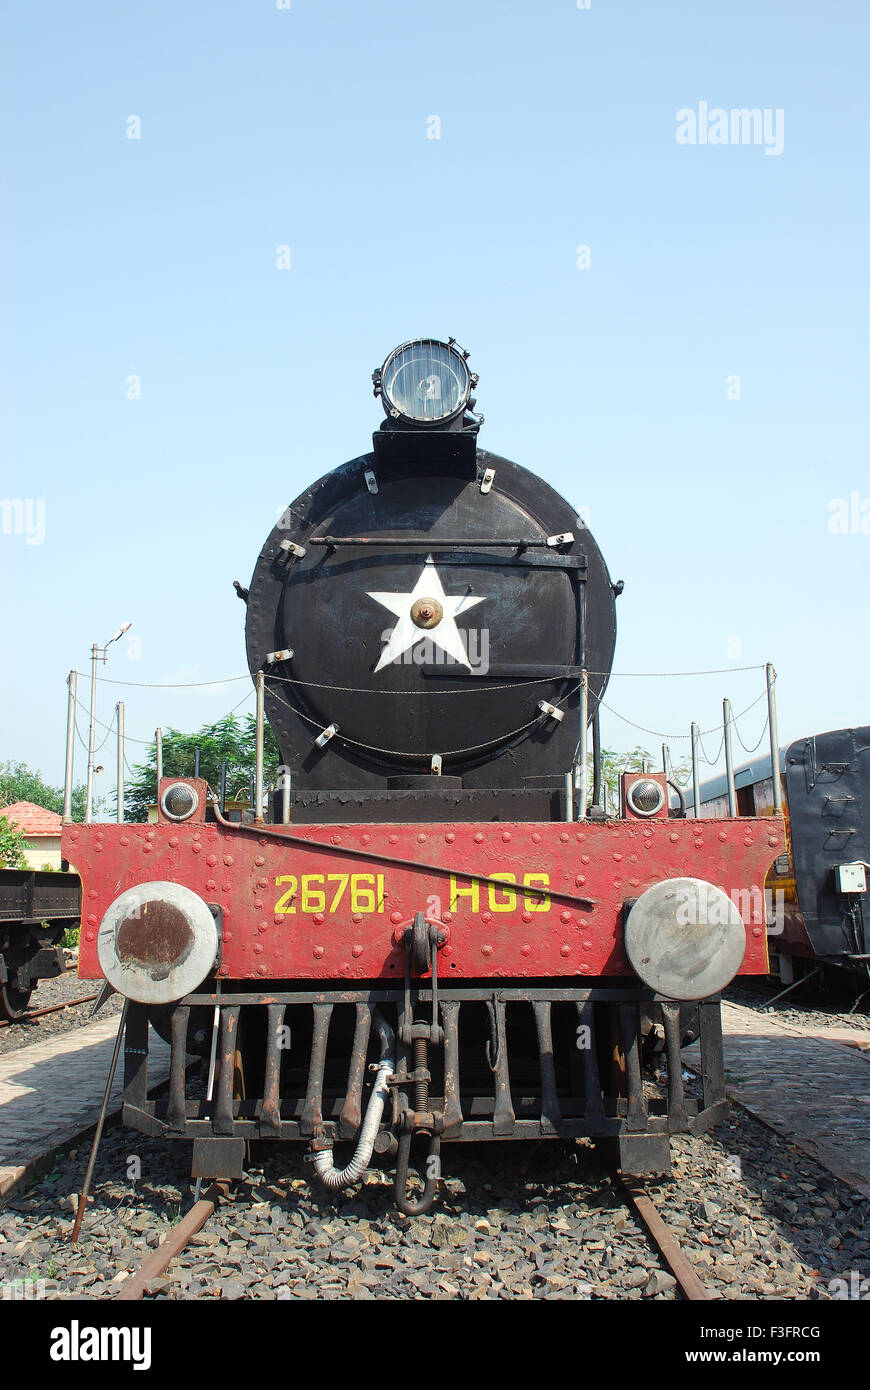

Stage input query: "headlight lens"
[
  {"left": 627, "top": 778, "right": 665, "bottom": 816},
  {"left": 379, "top": 339, "right": 470, "bottom": 425},
  {"left": 161, "top": 782, "right": 199, "bottom": 821}
]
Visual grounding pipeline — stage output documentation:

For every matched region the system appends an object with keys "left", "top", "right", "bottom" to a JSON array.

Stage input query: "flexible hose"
[{"left": 310, "top": 1011, "right": 395, "bottom": 1191}]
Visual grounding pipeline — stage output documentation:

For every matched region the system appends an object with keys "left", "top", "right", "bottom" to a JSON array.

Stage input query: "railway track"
[
  {"left": 103, "top": 1173, "right": 715, "bottom": 1302},
  {"left": 0, "top": 992, "right": 100, "bottom": 1029}
]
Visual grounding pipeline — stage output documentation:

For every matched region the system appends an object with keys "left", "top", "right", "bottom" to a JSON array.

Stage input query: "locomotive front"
[{"left": 66, "top": 339, "right": 784, "bottom": 1210}]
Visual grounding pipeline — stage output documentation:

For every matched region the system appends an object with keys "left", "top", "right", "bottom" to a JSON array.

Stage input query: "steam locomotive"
[{"left": 67, "top": 338, "right": 782, "bottom": 1211}]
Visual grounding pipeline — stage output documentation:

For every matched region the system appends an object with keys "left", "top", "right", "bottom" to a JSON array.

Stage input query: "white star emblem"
[{"left": 367, "top": 556, "right": 485, "bottom": 673}]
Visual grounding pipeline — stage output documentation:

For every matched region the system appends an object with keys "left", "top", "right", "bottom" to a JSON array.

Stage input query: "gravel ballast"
[{"left": 1, "top": 1105, "right": 866, "bottom": 1301}]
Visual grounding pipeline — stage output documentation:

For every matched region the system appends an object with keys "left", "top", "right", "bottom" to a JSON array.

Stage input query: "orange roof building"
[{"left": 1, "top": 801, "right": 64, "bottom": 870}]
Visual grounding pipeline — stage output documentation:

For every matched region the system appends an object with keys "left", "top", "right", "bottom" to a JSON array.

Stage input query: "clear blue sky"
[{"left": 2, "top": 0, "right": 868, "bottom": 806}]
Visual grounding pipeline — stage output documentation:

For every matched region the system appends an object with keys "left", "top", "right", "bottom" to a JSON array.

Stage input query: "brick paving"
[
  {"left": 0, "top": 1016, "right": 169, "bottom": 1195},
  {"left": 685, "top": 1000, "right": 870, "bottom": 1201}
]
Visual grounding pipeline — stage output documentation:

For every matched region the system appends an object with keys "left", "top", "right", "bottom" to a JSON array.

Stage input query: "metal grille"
[{"left": 122, "top": 989, "right": 727, "bottom": 1147}]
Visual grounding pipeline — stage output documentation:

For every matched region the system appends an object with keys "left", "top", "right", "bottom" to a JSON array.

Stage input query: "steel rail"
[
  {"left": 621, "top": 1178, "right": 714, "bottom": 1301},
  {"left": 0, "top": 992, "right": 101, "bottom": 1028},
  {"left": 113, "top": 1183, "right": 228, "bottom": 1301}
]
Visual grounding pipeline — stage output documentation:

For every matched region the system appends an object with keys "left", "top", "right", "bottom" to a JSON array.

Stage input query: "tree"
[
  {"left": 0, "top": 760, "right": 94, "bottom": 823},
  {"left": 0, "top": 814, "right": 27, "bottom": 868},
  {"left": 124, "top": 713, "right": 280, "bottom": 822}
]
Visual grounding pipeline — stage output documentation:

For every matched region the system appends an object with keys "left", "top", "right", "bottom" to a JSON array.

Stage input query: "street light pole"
[{"left": 85, "top": 622, "right": 132, "bottom": 824}]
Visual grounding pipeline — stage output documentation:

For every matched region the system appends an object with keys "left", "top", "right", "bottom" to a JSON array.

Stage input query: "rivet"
[
  {"left": 273, "top": 915, "right": 283, "bottom": 925},
  {"left": 85, "top": 932, "right": 95, "bottom": 942},
  {"left": 314, "top": 945, "right": 324, "bottom": 958},
  {"left": 560, "top": 910, "right": 572, "bottom": 923},
  {"left": 223, "top": 855, "right": 234, "bottom": 866},
  {"left": 254, "top": 898, "right": 263, "bottom": 909},
  {"left": 88, "top": 889, "right": 98, "bottom": 900},
  {"left": 218, "top": 965, "right": 229, "bottom": 976},
  {"left": 613, "top": 852, "right": 623, "bottom": 862},
  {"left": 352, "top": 944, "right": 363, "bottom": 958},
  {"left": 481, "top": 944, "right": 493, "bottom": 957},
  {"left": 206, "top": 878, "right": 217, "bottom": 890},
  {"left": 474, "top": 832, "right": 484, "bottom": 844},
  {"left": 443, "top": 912, "right": 453, "bottom": 923},
  {"left": 744, "top": 837, "right": 753, "bottom": 847},
  {"left": 752, "top": 926, "right": 763, "bottom": 938},
  {"left": 531, "top": 832, "right": 542, "bottom": 845},
  {"left": 331, "top": 834, "right": 341, "bottom": 845},
  {"left": 389, "top": 834, "right": 398, "bottom": 845},
  {"left": 575, "top": 831, "right": 585, "bottom": 842},
  {"left": 145, "top": 830, "right": 155, "bottom": 841},
  {"left": 482, "top": 911, "right": 492, "bottom": 924},
  {"left": 258, "top": 922, "right": 268, "bottom": 934},
  {"left": 628, "top": 877, "right": 640, "bottom": 887},
  {"left": 391, "top": 910, "right": 403, "bottom": 924},
  {"left": 579, "top": 962, "right": 591, "bottom": 974},
  {"left": 224, "top": 931, "right": 233, "bottom": 943},
  {"left": 612, "top": 878, "right": 621, "bottom": 889},
  {"left": 628, "top": 854, "right": 637, "bottom": 863},
  {"left": 560, "top": 944, "right": 571, "bottom": 957},
  {"left": 192, "top": 844, "right": 202, "bottom": 854},
  {"left": 207, "top": 854, "right": 218, "bottom": 867},
  {"left": 169, "top": 836, "right": 179, "bottom": 848},
  {"left": 352, "top": 914, "right": 362, "bottom": 925},
  {"left": 575, "top": 874, "right": 586, "bottom": 886},
  {"left": 257, "top": 877, "right": 268, "bottom": 889},
  {"left": 522, "top": 912, "right": 533, "bottom": 924},
  {"left": 669, "top": 832, "right": 679, "bottom": 843},
  {"left": 142, "top": 844, "right": 151, "bottom": 854},
  {"left": 445, "top": 832, "right": 455, "bottom": 843},
  {"left": 94, "top": 844, "right": 103, "bottom": 852},
  {"left": 718, "top": 831, "right": 728, "bottom": 842},
  {"left": 768, "top": 837, "right": 779, "bottom": 848},
  {"left": 560, "top": 832, "right": 569, "bottom": 843},
  {"left": 257, "top": 965, "right": 267, "bottom": 977},
  {"left": 255, "top": 855, "right": 265, "bottom": 867},
  {"left": 222, "top": 881, "right": 232, "bottom": 893},
  {"left": 254, "top": 943, "right": 264, "bottom": 954},
  {"left": 314, "top": 913, "right": 325, "bottom": 925},
  {"left": 87, "top": 914, "right": 97, "bottom": 926},
  {"left": 580, "top": 854, "right": 590, "bottom": 865},
  {"left": 502, "top": 831, "right": 511, "bottom": 842},
  {"left": 361, "top": 834, "right": 371, "bottom": 846},
  {"left": 583, "top": 940, "right": 593, "bottom": 951},
  {"left": 417, "top": 833, "right": 427, "bottom": 843},
  {"left": 120, "top": 835, "right": 129, "bottom": 847}
]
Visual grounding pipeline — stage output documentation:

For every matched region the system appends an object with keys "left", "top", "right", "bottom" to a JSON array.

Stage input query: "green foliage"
[
  {"left": 0, "top": 760, "right": 93, "bottom": 822},
  {"left": 62, "top": 924, "right": 80, "bottom": 948},
  {"left": 0, "top": 813, "right": 27, "bottom": 868},
  {"left": 124, "top": 713, "right": 280, "bottom": 823}
]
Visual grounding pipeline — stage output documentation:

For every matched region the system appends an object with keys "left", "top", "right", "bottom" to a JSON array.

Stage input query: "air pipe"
[{"left": 310, "top": 1012, "right": 395, "bottom": 1190}]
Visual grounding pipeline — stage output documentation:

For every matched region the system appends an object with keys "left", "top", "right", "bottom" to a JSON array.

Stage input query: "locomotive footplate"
[{"left": 122, "top": 982, "right": 727, "bottom": 1183}]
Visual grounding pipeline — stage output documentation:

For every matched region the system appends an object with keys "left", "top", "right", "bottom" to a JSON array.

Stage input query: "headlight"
[
  {"left": 375, "top": 338, "right": 472, "bottom": 426},
  {"left": 160, "top": 781, "right": 199, "bottom": 821},
  {"left": 626, "top": 777, "right": 666, "bottom": 817}
]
